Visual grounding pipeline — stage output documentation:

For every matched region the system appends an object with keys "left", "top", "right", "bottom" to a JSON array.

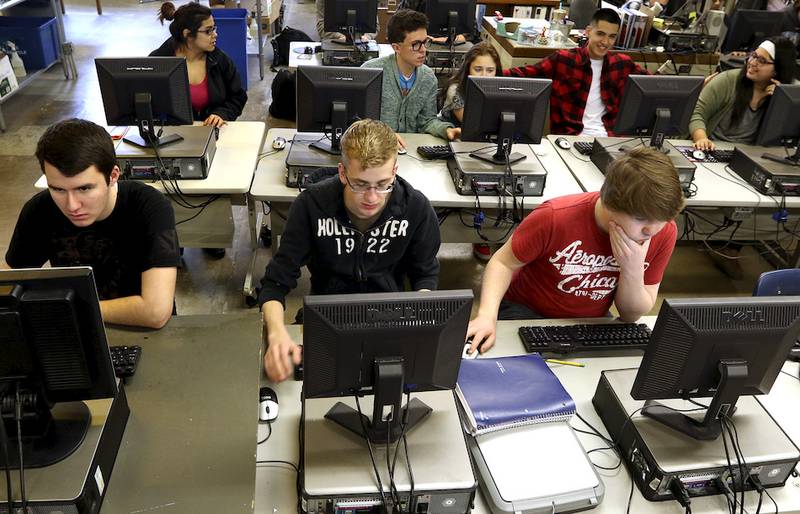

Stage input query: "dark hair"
[
  {"left": 388, "top": 9, "right": 429, "bottom": 44},
  {"left": 440, "top": 42, "right": 502, "bottom": 106},
  {"left": 591, "top": 8, "right": 621, "bottom": 26},
  {"left": 731, "top": 36, "right": 797, "bottom": 125},
  {"left": 35, "top": 119, "right": 116, "bottom": 184},
  {"left": 157, "top": 1, "right": 212, "bottom": 45}
]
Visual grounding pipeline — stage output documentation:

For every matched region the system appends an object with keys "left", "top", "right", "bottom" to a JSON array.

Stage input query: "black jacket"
[
  {"left": 258, "top": 176, "right": 441, "bottom": 306},
  {"left": 150, "top": 38, "right": 247, "bottom": 121}
]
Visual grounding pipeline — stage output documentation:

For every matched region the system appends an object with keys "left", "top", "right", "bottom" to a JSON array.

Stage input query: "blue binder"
[{"left": 456, "top": 353, "right": 576, "bottom": 435}]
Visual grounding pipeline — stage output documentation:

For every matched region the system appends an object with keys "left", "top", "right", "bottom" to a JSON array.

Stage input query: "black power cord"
[
  {"left": 13, "top": 385, "right": 26, "bottom": 514},
  {"left": 0, "top": 386, "right": 13, "bottom": 514},
  {"left": 354, "top": 394, "right": 389, "bottom": 514}
]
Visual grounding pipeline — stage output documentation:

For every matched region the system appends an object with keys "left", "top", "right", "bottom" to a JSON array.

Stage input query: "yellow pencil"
[{"left": 545, "top": 358, "right": 585, "bottom": 368}]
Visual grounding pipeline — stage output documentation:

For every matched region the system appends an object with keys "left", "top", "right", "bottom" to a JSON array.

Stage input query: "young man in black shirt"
[
  {"left": 259, "top": 119, "right": 441, "bottom": 383},
  {"left": 5, "top": 119, "right": 181, "bottom": 329}
]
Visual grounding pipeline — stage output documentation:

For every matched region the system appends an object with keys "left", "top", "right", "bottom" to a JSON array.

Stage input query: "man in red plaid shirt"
[{"left": 506, "top": 8, "right": 652, "bottom": 136}]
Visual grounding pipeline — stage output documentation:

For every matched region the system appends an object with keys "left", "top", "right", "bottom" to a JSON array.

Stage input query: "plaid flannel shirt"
[{"left": 505, "top": 46, "right": 649, "bottom": 135}]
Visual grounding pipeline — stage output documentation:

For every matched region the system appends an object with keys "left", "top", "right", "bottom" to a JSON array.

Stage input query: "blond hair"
[
  {"left": 600, "top": 146, "right": 685, "bottom": 221},
  {"left": 340, "top": 119, "right": 397, "bottom": 169}
]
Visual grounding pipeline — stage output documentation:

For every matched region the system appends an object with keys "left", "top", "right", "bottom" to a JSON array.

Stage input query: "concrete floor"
[{"left": 0, "top": 0, "right": 777, "bottom": 323}]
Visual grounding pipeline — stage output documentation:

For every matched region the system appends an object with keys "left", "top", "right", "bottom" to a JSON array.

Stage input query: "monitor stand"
[
  {"left": 324, "top": 358, "right": 431, "bottom": 444},
  {"left": 123, "top": 92, "right": 184, "bottom": 149}
]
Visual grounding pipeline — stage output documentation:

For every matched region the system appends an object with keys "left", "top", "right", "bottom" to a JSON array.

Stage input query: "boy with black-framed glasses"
[
  {"left": 361, "top": 9, "right": 459, "bottom": 148},
  {"left": 259, "top": 119, "right": 441, "bottom": 383}
]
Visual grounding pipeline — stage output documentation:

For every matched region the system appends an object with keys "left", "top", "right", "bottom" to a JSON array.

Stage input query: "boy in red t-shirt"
[{"left": 466, "top": 146, "right": 685, "bottom": 355}]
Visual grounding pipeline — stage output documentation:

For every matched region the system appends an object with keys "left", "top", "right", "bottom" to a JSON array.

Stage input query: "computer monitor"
[
  {"left": 460, "top": 76, "right": 552, "bottom": 165},
  {"left": 295, "top": 65, "right": 383, "bottom": 155},
  {"left": 631, "top": 296, "right": 800, "bottom": 441},
  {"left": 0, "top": 267, "right": 119, "bottom": 468},
  {"left": 720, "top": 9, "right": 786, "bottom": 53},
  {"left": 303, "top": 290, "right": 473, "bottom": 443},
  {"left": 95, "top": 57, "right": 193, "bottom": 149},
  {"left": 324, "top": 0, "right": 379, "bottom": 43},
  {"left": 756, "top": 84, "right": 800, "bottom": 166},
  {"left": 426, "top": 0, "right": 476, "bottom": 43},
  {"left": 614, "top": 75, "right": 704, "bottom": 151}
]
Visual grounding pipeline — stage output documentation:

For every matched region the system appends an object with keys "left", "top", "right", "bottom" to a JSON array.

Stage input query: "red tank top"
[{"left": 189, "top": 74, "right": 210, "bottom": 114}]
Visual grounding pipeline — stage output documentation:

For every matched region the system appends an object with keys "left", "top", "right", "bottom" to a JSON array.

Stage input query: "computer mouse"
[
  {"left": 555, "top": 137, "right": 571, "bottom": 150},
  {"left": 398, "top": 147, "right": 407, "bottom": 155},
  {"left": 462, "top": 343, "right": 479, "bottom": 359},
  {"left": 691, "top": 149, "right": 707, "bottom": 161},
  {"left": 272, "top": 136, "right": 287, "bottom": 150},
  {"left": 259, "top": 386, "right": 279, "bottom": 422}
]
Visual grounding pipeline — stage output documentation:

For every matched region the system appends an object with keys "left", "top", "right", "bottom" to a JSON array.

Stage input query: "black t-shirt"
[{"left": 5, "top": 181, "right": 180, "bottom": 300}]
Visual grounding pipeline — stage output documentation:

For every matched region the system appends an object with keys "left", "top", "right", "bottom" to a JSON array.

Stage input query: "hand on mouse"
[
  {"left": 264, "top": 330, "right": 302, "bottom": 383},
  {"left": 203, "top": 114, "right": 227, "bottom": 128},
  {"left": 693, "top": 137, "right": 715, "bottom": 151},
  {"left": 465, "top": 314, "right": 497, "bottom": 354}
]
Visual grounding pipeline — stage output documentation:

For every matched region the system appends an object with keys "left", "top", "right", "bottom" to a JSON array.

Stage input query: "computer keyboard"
[
  {"left": 675, "top": 146, "right": 734, "bottom": 163},
  {"left": 574, "top": 141, "right": 594, "bottom": 156},
  {"left": 708, "top": 150, "right": 734, "bottom": 163},
  {"left": 417, "top": 145, "right": 454, "bottom": 160},
  {"left": 518, "top": 323, "right": 652, "bottom": 354},
  {"left": 110, "top": 345, "right": 141, "bottom": 379}
]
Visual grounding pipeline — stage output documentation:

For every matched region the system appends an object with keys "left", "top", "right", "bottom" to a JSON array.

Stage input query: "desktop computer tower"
[
  {"left": 284, "top": 134, "right": 340, "bottom": 187},
  {"left": 592, "top": 368, "right": 799, "bottom": 502},
  {"left": 321, "top": 40, "right": 379, "bottom": 66},
  {"left": 0, "top": 384, "right": 130, "bottom": 514},
  {"left": 447, "top": 142, "right": 547, "bottom": 196},
  {"left": 729, "top": 145, "right": 800, "bottom": 195},
  {"left": 301, "top": 390, "right": 477, "bottom": 514},
  {"left": 590, "top": 137, "right": 696, "bottom": 188},
  {"left": 116, "top": 125, "right": 217, "bottom": 180}
]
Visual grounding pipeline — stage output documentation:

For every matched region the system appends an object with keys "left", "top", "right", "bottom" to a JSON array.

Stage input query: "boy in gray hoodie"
[{"left": 361, "top": 9, "right": 460, "bottom": 146}]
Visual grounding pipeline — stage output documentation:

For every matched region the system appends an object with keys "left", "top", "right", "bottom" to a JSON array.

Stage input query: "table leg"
[{"left": 243, "top": 194, "right": 261, "bottom": 304}]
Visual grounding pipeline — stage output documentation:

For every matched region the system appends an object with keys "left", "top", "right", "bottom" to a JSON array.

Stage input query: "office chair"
[{"left": 752, "top": 268, "right": 800, "bottom": 296}]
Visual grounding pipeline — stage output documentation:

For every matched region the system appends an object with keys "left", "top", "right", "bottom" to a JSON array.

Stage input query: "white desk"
[
  {"left": 255, "top": 317, "right": 800, "bottom": 514},
  {"left": 249, "top": 128, "right": 583, "bottom": 242},
  {"left": 288, "top": 41, "right": 394, "bottom": 69},
  {"left": 33, "top": 121, "right": 267, "bottom": 299}
]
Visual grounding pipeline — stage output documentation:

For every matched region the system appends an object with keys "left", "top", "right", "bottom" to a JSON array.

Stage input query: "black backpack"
[
  {"left": 269, "top": 69, "right": 297, "bottom": 120},
  {"left": 270, "top": 26, "right": 313, "bottom": 70}
]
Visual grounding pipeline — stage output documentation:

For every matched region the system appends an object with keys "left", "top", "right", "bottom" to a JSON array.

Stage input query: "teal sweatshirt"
[{"left": 361, "top": 54, "right": 452, "bottom": 139}]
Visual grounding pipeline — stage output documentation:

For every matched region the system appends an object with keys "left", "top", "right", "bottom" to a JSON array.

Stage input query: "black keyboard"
[
  {"left": 110, "top": 345, "right": 142, "bottom": 379},
  {"left": 709, "top": 150, "right": 734, "bottom": 163},
  {"left": 574, "top": 141, "right": 594, "bottom": 156},
  {"left": 417, "top": 145, "right": 454, "bottom": 160},
  {"left": 518, "top": 323, "right": 652, "bottom": 354}
]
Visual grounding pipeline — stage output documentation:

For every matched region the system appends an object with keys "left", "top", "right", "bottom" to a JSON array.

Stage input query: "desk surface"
[
  {"left": 250, "top": 129, "right": 584, "bottom": 207},
  {"left": 34, "top": 121, "right": 266, "bottom": 195},
  {"left": 101, "top": 313, "right": 262, "bottom": 514},
  {"left": 481, "top": 17, "right": 720, "bottom": 66},
  {"left": 547, "top": 135, "right": 800, "bottom": 209},
  {"left": 256, "top": 318, "right": 800, "bottom": 514}
]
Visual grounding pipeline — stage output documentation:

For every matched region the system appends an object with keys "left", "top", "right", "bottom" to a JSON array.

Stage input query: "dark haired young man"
[
  {"left": 5, "top": 119, "right": 180, "bottom": 329},
  {"left": 465, "top": 147, "right": 684, "bottom": 355},
  {"left": 361, "top": 9, "right": 460, "bottom": 147},
  {"left": 505, "top": 8, "right": 654, "bottom": 136}
]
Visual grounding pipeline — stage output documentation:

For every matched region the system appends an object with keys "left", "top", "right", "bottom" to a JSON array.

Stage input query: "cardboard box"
[{"left": 0, "top": 54, "right": 20, "bottom": 100}]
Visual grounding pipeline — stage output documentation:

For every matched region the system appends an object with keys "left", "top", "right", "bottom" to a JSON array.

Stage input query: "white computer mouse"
[
  {"left": 554, "top": 137, "right": 571, "bottom": 150},
  {"left": 692, "top": 149, "right": 706, "bottom": 161},
  {"left": 398, "top": 147, "right": 407, "bottom": 155},
  {"left": 259, "top": 386, "right": 279, "bottom": 422},
  {"left": 462, "top": 343, "right": 479, "bottom": 359},
  {"left": 272, "top": 137, "right": 287, "bottom": 150}
]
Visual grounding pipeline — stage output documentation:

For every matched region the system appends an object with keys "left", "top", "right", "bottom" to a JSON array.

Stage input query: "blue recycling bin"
[
  {"left": 212, "top": 8, "right": 249, "bottom": 90},
  {"left": 0, "top": 17, "right": 59, "bottom": 71}
]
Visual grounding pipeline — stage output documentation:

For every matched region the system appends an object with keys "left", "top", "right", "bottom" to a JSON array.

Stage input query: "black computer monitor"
[
  {"left": 95, "top": 57, "right": 193, "bottom": 149},
  {"left": 295, "top": 65, "right": 383, "bottom": 155},
  {"left": 614, "top": 75, "right": 704, "bottom": 151},
  {"left": 0, "top": 267, "right": 119, "bottom": 468},
  {"left": 756, "top": 84, "right": 800, "bottom": 166},
  {"left": 426, "top": 0, "right": 476, "bottom": 43},
  {"left": 460, "top": 76, "right": 552, "bottom": 165},
  {"left": 631, "top": 296, "right": 800, "bottom": 441},
  {"left": 303, "top": 290, "right": 473, "bottom": 443},
  {"left": 721, "top": 10, "right": 786, "bottom": 53},
  {"left": 324, "top": 0, "right": 379, "bottom": 43}
]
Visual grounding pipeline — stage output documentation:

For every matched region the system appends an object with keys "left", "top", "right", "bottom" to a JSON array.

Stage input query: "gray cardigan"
[
  {"left": 361, "top": 55, "right": 453, "bottom": 139},
  {"left": 688, "top": 69, "right": 740, "bottom": 137}
]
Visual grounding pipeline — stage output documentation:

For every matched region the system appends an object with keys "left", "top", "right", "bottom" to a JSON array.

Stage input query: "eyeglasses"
[
  {"left": 344, "top": 175, "right": 395, "bottom": 194},
  {"left": 197, "top": 25, "right": 218, "bottom": 36},
  {"left": 408, "top": 38, "right": 432, "bottom": 52},
  {"left": 746, "top": 51, "right": 774, "bottom": 66}
]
